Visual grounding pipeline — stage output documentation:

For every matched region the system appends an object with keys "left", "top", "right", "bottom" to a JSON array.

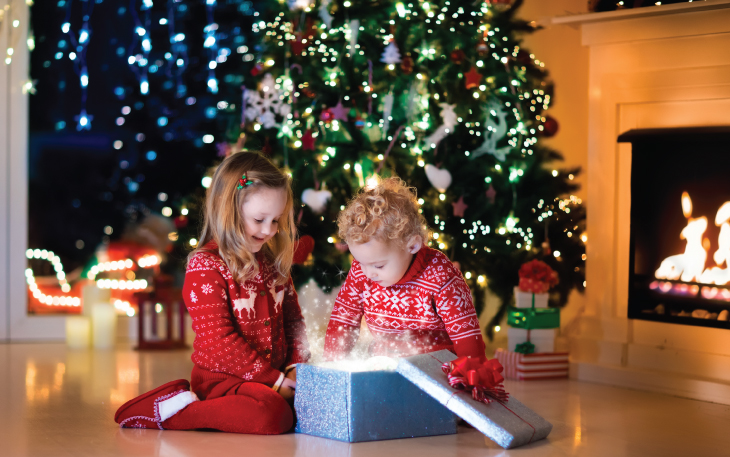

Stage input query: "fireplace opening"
[{"left": 621, "top": 127, "right": 730, "bottom": 330}]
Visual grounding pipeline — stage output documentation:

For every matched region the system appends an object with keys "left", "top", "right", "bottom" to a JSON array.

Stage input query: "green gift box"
[{"left": 507, "top": 306, "right": 560, "bottom": 330}]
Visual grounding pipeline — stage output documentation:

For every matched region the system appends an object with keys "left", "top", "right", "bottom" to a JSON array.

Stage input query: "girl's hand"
[{"left": 285, "top": 367, "right": 297, "bottom": 382}]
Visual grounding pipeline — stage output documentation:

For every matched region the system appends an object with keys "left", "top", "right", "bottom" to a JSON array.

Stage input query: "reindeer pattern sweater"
[
  {"left": 324, "top": 246, "right": 486, "bottom": 360},
  {"left": 183, "top": 244, "right": 310, "bottom": 388}
]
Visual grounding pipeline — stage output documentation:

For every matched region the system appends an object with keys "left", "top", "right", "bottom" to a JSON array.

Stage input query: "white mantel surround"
[{"left": 554, "top": 1, "right": 730, "bottom": 404}]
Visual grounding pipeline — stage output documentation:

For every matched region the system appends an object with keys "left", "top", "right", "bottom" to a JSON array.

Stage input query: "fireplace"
[{"left": 622, "top": 127, "right": 730, "bottom": 330}]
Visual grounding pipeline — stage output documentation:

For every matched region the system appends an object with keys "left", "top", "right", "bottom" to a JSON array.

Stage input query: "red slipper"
[{"left": 115, "top": 379, "right": 196, "bottom": 429}]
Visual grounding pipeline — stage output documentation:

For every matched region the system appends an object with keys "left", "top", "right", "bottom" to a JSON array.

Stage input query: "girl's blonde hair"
[
  {"left": 338, "top": 176, "right": 430, "bottom": 249},
  {"left": 189, "top": 152, "right": 295, "bottom": 286}
]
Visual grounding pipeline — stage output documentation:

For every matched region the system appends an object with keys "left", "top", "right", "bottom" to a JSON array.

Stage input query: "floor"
[{"left": 1, "top": 343, "right": 729, "bottom": 457}]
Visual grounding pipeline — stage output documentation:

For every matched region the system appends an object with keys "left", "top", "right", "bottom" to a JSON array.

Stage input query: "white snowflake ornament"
[{"left": 244, "top": 73, "right": 289, "bottom": 129}]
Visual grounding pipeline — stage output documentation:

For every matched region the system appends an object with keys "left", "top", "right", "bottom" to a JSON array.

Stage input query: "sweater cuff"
[{"left": 271, "top": 372, "right": 285, "bottom": 392}]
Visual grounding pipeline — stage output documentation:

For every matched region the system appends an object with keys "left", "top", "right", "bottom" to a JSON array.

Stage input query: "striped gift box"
[{"left": 494, "top": 348, "right": 569, "bottom": 381}]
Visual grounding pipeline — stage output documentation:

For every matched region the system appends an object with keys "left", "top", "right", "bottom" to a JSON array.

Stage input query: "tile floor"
[{"left": 1, "top": 342, "right": 728, "bottom": 457}]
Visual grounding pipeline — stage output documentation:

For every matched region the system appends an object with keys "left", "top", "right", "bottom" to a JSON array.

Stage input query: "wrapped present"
[
  {"left": 514, "top": 286, "right": 549, "bottom": 309},
  {"left": 507, "top": 306, "right": 560, "bottom": 330},
  {"left": 518, "top": 259, "right": 559, "bottom": 294},
  {"left": 294, "top": 360, "right": 457, "bottom": 442},
  {"left": 508, "top": 328, "right": 556, "bottom": 354},
  {"left": 495, "top": 348, "right": 569, "bottom": 380},
  {"left": 396, "top": 350, "right": 552, "bottom": 449}
]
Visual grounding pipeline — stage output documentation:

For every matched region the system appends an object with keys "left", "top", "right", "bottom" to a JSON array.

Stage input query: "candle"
[
  {"left": 82, "top": 283, "right": 111, "bottom": 317},
  {"left": 66, "top": 315, "right": 91, "bottom": 349},
  {"left": 91, "top": 302, "right": 117, "bottom": 349}
]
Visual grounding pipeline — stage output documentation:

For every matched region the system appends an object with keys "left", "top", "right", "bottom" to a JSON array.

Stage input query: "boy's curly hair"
[{"left": 338, "top": 176, "right": 431, "bottom": 248}]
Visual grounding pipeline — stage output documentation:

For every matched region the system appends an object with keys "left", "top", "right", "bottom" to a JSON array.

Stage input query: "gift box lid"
[{"left": 396, "top": 349, "right": 553, "bottom": 449}]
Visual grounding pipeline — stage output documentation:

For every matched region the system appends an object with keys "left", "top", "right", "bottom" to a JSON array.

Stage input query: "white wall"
[{"left": 1, "top": 0, "right": 65, "bottom": 341}]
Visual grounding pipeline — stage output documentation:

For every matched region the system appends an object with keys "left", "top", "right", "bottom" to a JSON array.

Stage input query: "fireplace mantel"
[{"left": 555, "top": 2, "right": 730, "bottom": 404}]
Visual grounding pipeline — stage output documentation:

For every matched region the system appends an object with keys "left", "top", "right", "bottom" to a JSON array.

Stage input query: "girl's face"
[
  {"left": 348, "top": 236, "right": 421, "bottom": 288},
  {"left": 241, "top": 187, "right": 287, "bottom": 252}
]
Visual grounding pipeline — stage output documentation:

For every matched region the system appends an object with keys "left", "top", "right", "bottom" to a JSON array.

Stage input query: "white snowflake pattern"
[
  {"left": 190, "top": 291, "right": 198, "bottom": 303},
  {"left": 253, "top": 360, "right": 263, "bottom": 372},
  {"left": 244, "top": 74, "right": 291, "bottom": 129},
  {"left": 201, "top": 284, "right": 213, "bottom": 295}
]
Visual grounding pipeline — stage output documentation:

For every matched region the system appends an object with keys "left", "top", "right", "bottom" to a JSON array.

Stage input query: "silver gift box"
[{"left": 396, "top": 349, "right": 553, "bottom": 449}]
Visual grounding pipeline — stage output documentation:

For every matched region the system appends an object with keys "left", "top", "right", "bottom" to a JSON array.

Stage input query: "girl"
[
  {"left": 115, "top": 152, "right": 310, "bottom": 434},
  {"left": 324, "top": 177, "right": 486, "bottom": 361}
]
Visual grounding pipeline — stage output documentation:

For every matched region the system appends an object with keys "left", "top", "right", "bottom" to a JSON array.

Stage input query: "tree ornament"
[
  {"left": 540, "top": 116, "right": 559, "bottom": 137},
  {"left": 320, "top": 108, "right": 334, "bottom": 123},
  {"left": 243, "top": 73, "right": 290, "bottom": 129},
  {"left": 301, "top": 87, "right": 316, "bottom": 98},
  {"left": 486, "top": 184, "right": 497, "bottom": 204},
  {"left": 542, "top": 240, "right": 552, "bottom": 256},
  {"left": 364, "top": 123, "right": 382, "bottom": 143},
  {"left": 464, "top": 66, "right": 482, "bottom": 89},
  {"left": 400, "top": 55, "right": 414, "bottom": 74},
  {"left": 381, "top": 92, "right": 395, "bottom": 135},
  {"left": 348, "top": 20, "right": 360, "bottom": 51},
  {"left": 354, "top": 115, "right": 365, "bottom": 130},
  {"left": 250, "top": 63, "right": 263, "bottom": 76},
  {"left": 290, "top": 32, "right": 304, "bottom": 55},
  {"left": 477, "top": 41, "right": 489, "bottom": 57},
  {"left": 424, "top": 164, "right": 452, "bottom": 193},
  {"left": 293, "top": 235, "right": 315, "bottom": 264},
  {"left": 452, "top": 196, "right": 468, "bottom": 218},
  {"left": 472, "top": 101, "right": 510, "bottom": 161},
  {"left": 423, "top": 103, "right": 457, "bottom": 149},
  {"left": 287, "top": 0, "right": 310, "bottom": 11},
  {"left": 302, "top": 129, "right": 315, "bottom": 150},
  {"left": 381, "top": 41, "right": 402, "bottom": 65},
  {"left": 319, "top": 0, "right": 333, "bottom": 28},
  {"left": 301, "top": 189, "right": 332, "bottom": 214},
  {"left": 330, "top": 101, "right": 348, "bottom": 121},
  {"left": 450, "top": 49, "right": 466, "bottom": 65}
]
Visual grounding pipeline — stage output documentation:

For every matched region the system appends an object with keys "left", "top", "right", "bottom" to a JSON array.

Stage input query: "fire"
[{"left": 655, "top": 193, "right": 730, "bottom": 286}]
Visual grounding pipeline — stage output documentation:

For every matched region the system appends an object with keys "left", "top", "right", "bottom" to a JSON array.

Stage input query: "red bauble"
[
  {"left": 400, "top": 55, "right": 414, "bottom": 74},
  {"left": 174, "top": 216, "right": 188, "bottom": 229},
  {"left": 250, "top": 63, "right": 263, "bottom": 76},
  {"left": 293, "top": 235, "right": 315, "bottom": 264},
  {"left": 320, "top": 108, "right": 334, "bottom": 123},
  {"left": 290, "top": 32, "right": 304, "bottom": 55},
  {"left": 540, "top": 116, "right": 559, "bottom": 137},
  {"left": 450, "top": 49, "right": 466, "bottom": 65}
]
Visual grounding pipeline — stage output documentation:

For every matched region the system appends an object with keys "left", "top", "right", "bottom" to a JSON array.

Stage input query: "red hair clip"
[{"left": 237, "top": 174, "right": 253, "bottom": 190}]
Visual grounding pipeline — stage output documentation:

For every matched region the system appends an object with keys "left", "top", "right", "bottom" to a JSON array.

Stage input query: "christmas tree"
[{"left": 227, "top": 0, "right": 586, "bottom": 331}]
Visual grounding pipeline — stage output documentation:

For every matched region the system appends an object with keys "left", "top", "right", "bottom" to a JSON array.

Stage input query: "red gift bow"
[
  {"left": 442, "top": 356, "right": 509, "bottom": 404},
  {"left": 518, "top": 259, "right": 558, "bottom": 293}
]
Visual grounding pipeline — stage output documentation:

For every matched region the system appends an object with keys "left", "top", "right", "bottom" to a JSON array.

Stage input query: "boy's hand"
[{"left": 278, "top": 385, "right": 295, "bottom": 403}]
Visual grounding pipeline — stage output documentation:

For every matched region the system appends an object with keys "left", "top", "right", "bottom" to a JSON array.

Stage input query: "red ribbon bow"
[{"left": 442, "top": 356, "right": 509, "bottom": 404}]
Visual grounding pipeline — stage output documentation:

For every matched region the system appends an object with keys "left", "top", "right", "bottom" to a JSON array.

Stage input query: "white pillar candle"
[
  {"left": 66, "top": 315, "right": 91, "bottom": 349},
  {"left": 92, "top": 302, "right": 117, "bottom": 349},
  {"left": 82, "top": 284, "right": 111, "bottom": 317}
]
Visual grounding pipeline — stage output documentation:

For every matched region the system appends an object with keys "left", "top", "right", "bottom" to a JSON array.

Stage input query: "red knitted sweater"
[
  {"left": 183, "top": 243, "right": 310, "bottom": 388},
  {"left": 324, "top": 246, "right": 486, "bottom": 360}
]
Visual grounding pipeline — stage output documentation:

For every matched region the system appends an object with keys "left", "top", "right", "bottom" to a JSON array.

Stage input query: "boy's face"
[{"left": 348, "top": 237, "right": 421, "bottom": 288}]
